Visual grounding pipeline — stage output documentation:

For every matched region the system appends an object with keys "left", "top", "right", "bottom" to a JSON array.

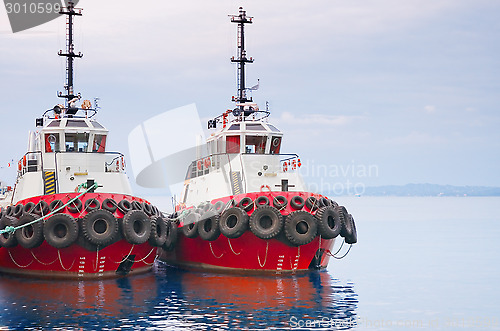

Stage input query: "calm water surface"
[{"left": 0, "top": 197, "right": 499, "bottom": 330}]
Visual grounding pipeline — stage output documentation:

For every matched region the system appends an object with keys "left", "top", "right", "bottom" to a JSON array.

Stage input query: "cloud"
[
  {"left": 277, "top": 112, "right": 364, "bottom": 126},
  {"left": 424, "top": 105, "right": 436, "bottom": 113}
]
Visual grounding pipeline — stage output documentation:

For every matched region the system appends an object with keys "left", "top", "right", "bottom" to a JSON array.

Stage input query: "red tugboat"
[
  {"left": 0, "top": 2, "right": 166, "bottom": 279},
  {"left": 158, "top": 8, "right": 357, "bottom": 273}
]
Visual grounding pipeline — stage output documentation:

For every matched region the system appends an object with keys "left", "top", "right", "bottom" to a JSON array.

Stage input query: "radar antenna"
[
  {"left": 57, "top": 1, "right": 83, "bottom": 114},
  {"left": 230, "top": 7, "right": 254, "bottom": 107}
]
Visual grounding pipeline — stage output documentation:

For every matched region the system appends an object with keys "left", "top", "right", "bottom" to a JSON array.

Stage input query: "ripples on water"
[{"left": 0, "top": 263, "right": 358, "bottom": 330}]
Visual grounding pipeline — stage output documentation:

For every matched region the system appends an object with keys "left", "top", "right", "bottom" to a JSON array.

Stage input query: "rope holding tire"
[
  {"left": 0, "top": 216, "right": 17, "bottom": 247},
  {"left": 273, "top": 195, "right": 288, "bottom": 209},
  {"left": 84, "top": 198, "right": 101, "bottom": 212},
  {"left": 238, "top": 197, "right": 254, "bottom": 212},
  {"left": 102, "top": 198, "right": 118, "bottom": 213},
  {"left": 49, "top": 199, "right": 65, "bottom": 213}
]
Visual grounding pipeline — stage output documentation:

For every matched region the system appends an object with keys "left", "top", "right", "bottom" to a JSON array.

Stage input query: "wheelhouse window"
[
  {"left": 270, "top": 136, "right": 282, "bottom": 154},
  {"left": 65, "top": 133, "right": 89, "bottom": 152},
  {"left": 246, "top": 123, "right": 265, "bottom": 131},
  {"left": 226, "top": 135, "right": 240, "bottom": 153},
  {"left": 245, "top": 136, "right": 267, "bottom": 154},
  {"left": 93, "top": 134, "right": 107, "bottom": 152},
  {"left": 45, "top": 133, "right": 60, "bottom": 152}
]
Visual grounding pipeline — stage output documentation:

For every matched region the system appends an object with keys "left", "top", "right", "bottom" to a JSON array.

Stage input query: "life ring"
[
  {"left": 102, "top": 198, "right": 118, "bottom": 213},
  {"left": 18, "top": 161, "right": 22, "bottom": 172},
  {"left": 272, "top": 195, "right": 288, "bottom": 209},
  {"left": 84, "top": 198, "right": 101, "bottom": 212},
  {"left": 43, "top": 213, "right": 79, "bottom": 248},
  {"left": 314, "top": 206, "right": 341, "bottom": 239},
  {"left": 283, "top": 162, "right": 287, "bottom": 172},
  {"left": 148, "top": 216, "right": 168, "bottom": 247},
  {"left": 197, "top": 160, "right": 202, "bottom": 170},
  {"left": 219, "top": 207, "right": 249, "bottom": 239},
  {"left": 204, "top": 157, "right": 211, "bottom": 168},
  {"left": 23, "top": 202, "right": 36, "bottom": 215},
  {"left": 49, "top": 199, "right": 65, "bottom": 213},
  {"left": 131, "top": 200, "right": 144, "bottom": 211},
  {"left": 13, "top": 204, "right": 24, "bottom": 218},
  {"left": 238, "top": 197, "right": 254, "bottom": 212},
  {"left": 0, "top": 216, "right": 18, "bottom": 247},
  {"left": 121, "top": 156, "right": 126, "bottom": 171},
  {"left": 284, "top": 211, "right": 318, "bottom": 246},
  {"left": 291, "top": 159, "right": 296, "bottom": 170},
  {"left": 256, "top": 196, "right": 270, "bottom": 207},
  {"left": 81, "top": 209, "right": 118, "bottom": 246},
  {"left": 260, "top": 184, "right": 271, "bottom": 192},
  {"left": 122, "top": 210, "right": 152, "bottom": 245},
  {"left": 290, "top": 195, "right": 305, "bottom": 210},
  {"left": 15, "top": 213, "right": 44, "bottom": 249},
  {"left": 117, "top": 199, "right": 132, "bottom": 214},
  {"left": 305, "top": 196, "right": 319, "bottom": 211},
  {"left": 182, "top": 211, "right": 200, "bottom": 238},
  {"left": 197, "top": 215, "right": 220, "bottom": 241},
  {"left": 162, "top": 219, "right": 178, "bottom": 250},
  {"left": 249, "top": 205, "right": 283, "bottom": 239},
  {"left": 23, "top": 155, "right": 27, "bottom": 167},
  {"left": 66, "top": 198, "right": 83, "bottom": 214},
  {"left": 33, "top": 200, "right": 50, "bottom": 216}
]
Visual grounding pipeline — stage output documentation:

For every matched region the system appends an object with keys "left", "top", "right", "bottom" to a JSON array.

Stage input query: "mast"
[
  {"left": 57, "top": 1, "right": 82, "bottom": 113},
  {"left": 230, "top": 7, "right": 253, "bottom": 107}
]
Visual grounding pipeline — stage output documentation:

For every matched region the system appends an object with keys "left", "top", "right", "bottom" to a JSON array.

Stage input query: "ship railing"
[
  {"left": 16, "top": 151, "right": 43, "bottom": 177},
  {"left": 185, "top": 152, "right": 301, "bottom": 179}
]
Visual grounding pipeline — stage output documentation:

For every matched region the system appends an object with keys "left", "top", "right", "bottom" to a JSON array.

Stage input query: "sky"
[{"left": 1, "top": 0, "right": 499, "bottom": 198}]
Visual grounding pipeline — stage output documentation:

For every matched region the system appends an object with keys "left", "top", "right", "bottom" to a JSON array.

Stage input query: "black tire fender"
[
  {"left": 273, "top": 195, "right": 288, "bottom": 209},
  {"left": 249, "top": 205, "right": 283, "bottom": 240},
  {"left": 238, "top": 197, "right": 254, "bottom": 212},
  {"left": 315, "top": 207, "right": 341, "bottom": 239},
  {"left": 118, "top": 199, "right": 132, "bottom": 214},
  {"left": 198, "top": 215, "right": 221, "bottom": 241},
  {"left": 33, "top": 200, "right": 49, "bottom": 216},
  {"left": 255, "top": 195, "right": 270, "bottom": 207},
  {"left": 102, "top": 198, "right": 118, "bottom": 214},
  {"left": 15, "top": 213, "right": 44, "bottom": 249},
  {"left": 84, "top": 198, "right": 100, "bottom": 212},
  {"left": 81, "top": 209, "right": 118, "bottom": 246},
  {"left": 43, "top": 213, "right": 79, "bottom": 249},
  {"left": 23, "top": 202, "right": 36, "bottom": 215},
  {"left": 49, "top": 199, "right": 65, "bottom": 213},
  {"left": 162, "top": 218, "right": 178, "bottom": 250},
  {"left": 284, "top": 211, "right": 318, "bottom": 246},
  {"left": 148, "top": 216, "right": 167, "bottom": 247},
  {"left": 290, "top": 196, "right": 305, "bottom": 210},
  {"left": 219, "top": 207, "right": 249, "bottom": 239},
  {"left": 305, "top": 196, "right": 319, "bottom": 211},
  {"left": 0, "top": 215, "right": 18, "bottom": 247},
  {"left": 122, "top": 210, "right": 151, "bottom": 245},
  {"left": 13, "top": 204, "right": 24, "bottom": 218},
  {"left": 66, "top": 198, "right": 83, "bottom": 214}
]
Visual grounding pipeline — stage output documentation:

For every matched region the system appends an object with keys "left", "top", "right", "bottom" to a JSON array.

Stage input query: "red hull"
[
  {"left": 0, "top": 192, "right": 158, "bottom": 279},
  {"left": 159, "top": 191, "right": 337, "bottom": 273},
  {"left": 159, "top": 232, "right": 334, "bottom": 274}
]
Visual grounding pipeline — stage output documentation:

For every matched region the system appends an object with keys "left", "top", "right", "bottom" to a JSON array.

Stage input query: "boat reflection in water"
[{"left": 0, "top": 264, "right": 358, "bottom": 329}]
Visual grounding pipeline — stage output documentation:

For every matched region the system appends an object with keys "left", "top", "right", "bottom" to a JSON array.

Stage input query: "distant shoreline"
[{"left": 325, "top": 183, "right": 500, "bottom": 197}]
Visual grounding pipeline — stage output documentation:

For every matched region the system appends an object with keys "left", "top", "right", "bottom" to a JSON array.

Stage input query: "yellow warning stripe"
[{"left": 44, "top": 171, "right": 56, "bottom": 195}]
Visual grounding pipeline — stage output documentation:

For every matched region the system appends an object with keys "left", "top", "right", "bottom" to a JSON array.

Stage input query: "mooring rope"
[{"left": 0, "top": 182, "right": 99, "bottom": 235}]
